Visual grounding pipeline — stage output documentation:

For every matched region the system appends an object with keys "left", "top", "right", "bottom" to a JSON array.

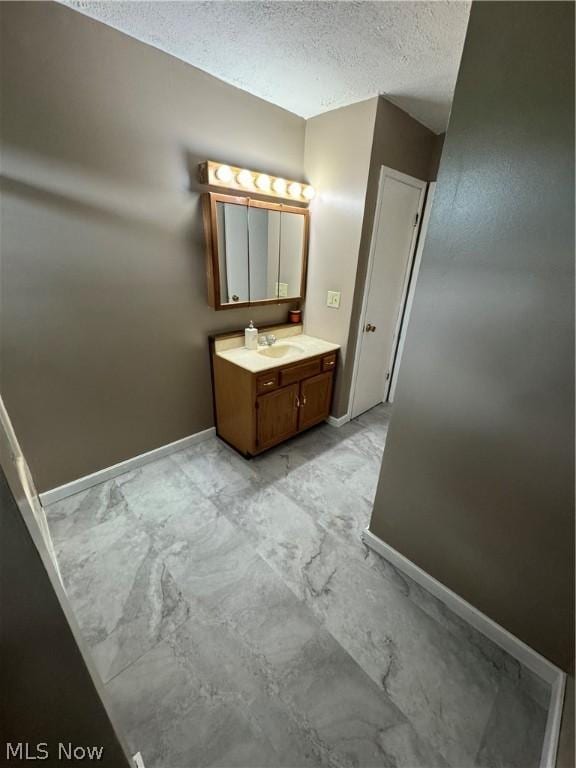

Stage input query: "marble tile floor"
[{"left": 46, "top": 405, "right": 550, "bottom": 768}]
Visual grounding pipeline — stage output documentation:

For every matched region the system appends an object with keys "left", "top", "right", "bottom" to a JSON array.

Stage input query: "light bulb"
[
  {"left": 288, "top": 182, "right": 302, "bottom": 198},
  {"left": 215, "top": 164, "right": 233, "bottom": 183},
  {"left": 237, "top": 169, "right": 253, "bottom": 187},
  {"left": 272, "top": 177, "right": 287, "bottom": 195},
  {"left": 256, "top": 174, "right": 271, "bottom": 191},
  {"left": 303, "top": 185, "right": 316, "bottom": 200}
]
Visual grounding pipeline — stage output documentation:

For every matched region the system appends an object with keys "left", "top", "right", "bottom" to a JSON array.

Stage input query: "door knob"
[{"left": 365, "top": 323, "right": 376, "bottom": 333}]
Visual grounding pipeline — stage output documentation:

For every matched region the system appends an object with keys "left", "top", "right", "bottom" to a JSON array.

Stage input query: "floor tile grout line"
[
  {"left": 49, "top": 405, "right": 545, "bottom": 768},
  {"left": 212, "top": 502, "right": 450, "bottom": 738},
  {"left": 156, "top": 528, "right": 425, "bottom": 768},
  {"left": 206, "top": 461, "right": 538, "bottom": 762}
]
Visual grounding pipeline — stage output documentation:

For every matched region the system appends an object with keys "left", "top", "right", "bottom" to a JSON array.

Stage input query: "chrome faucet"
[{"left": 259, "top": 334, "right": 277, "bottom": 346}]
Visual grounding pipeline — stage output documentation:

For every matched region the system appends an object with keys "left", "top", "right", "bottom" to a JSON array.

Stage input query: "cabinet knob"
[{"left": 295, "top": 395, "right": 300, "bottom": 409}]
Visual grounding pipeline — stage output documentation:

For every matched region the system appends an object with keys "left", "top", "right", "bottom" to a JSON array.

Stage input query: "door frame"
[
  {"left": 348, "top": 165, "right": 427, "bottom": 419},
  {"left": 388, "top": 181, "right": 436, "bottom": 402}
]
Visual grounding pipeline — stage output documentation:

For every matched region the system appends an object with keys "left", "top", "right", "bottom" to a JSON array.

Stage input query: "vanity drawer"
[
  {"left": 280, "top": 358, "right": 321, "bottom": 387},
  {"left": 322, "top": 354, "right": 337, "bottom": 371},
  {"left": 256, "top": 371, "right": 279, "bottom": 393}
]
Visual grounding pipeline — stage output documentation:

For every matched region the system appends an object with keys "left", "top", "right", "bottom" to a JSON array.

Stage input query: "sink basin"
[{"left": 258, "top": 343, "right": 304, "bottom": 359}]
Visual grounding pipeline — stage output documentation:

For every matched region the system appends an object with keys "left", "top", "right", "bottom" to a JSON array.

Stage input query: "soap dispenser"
[{"left": 245, "top": 320, "right": 258, "bottom": 350}]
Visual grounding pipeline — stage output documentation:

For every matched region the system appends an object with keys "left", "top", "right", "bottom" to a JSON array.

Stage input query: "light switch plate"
[
  {"left": 276, "top": 282, "right": 289, "bottom": 298},
  {"left": 326, "top": 290, "right": 341, "bottom": 309}
]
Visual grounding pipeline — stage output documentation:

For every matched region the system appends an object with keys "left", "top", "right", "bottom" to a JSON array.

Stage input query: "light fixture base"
[{"left": 198, "top": 161, "right": 314, "bottom": 204}]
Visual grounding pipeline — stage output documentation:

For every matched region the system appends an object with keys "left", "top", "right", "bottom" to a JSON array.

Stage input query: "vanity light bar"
[{"left": 199, "top": 160, "right": 315, "bottom": 203}]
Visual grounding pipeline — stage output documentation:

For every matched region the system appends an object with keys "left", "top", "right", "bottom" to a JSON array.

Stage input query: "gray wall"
[
  {"left": 303, "top": 98, "right": 378, "bottom": 413},
  {"left": 0, "top": 1, "right": 304, "bottom": 492},
  {"left": 370, "top": 97, "right": 439, "bottom": 184},
  {"left": 338, "top": 96, "right": 439, "bottom": 416},
  {"left": 428, "top": 132, "right": 445, "bottom": 181},
  {"left": 369, "top": 1, "right": 574, "bottom": 671}
]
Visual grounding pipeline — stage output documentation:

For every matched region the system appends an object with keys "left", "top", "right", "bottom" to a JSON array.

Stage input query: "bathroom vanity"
[
  {"left": 202, "top": 164, "right": 329, "bottom": 456},
  {"left": 210, "top": 325, "right": 339, "bottom": 456}
]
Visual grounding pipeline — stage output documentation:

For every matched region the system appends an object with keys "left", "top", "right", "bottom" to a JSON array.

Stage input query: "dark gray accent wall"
[
  {"left": 0, "top": 464, "right": 130, "bottom": 766},
  {"left": 369, "top": 1, "right": 574, "bottom": 671},
  {"left": 0, "top": 1, "right": 305, "bottom": 492}
]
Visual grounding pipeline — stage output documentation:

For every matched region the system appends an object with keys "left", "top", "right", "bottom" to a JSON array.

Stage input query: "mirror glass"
[
  {"left": 216, "top": 201, "right": 248, "bottom": 304},
  {"left": 279, "top": 211, "right": 305, "bottom": 298},
  {"left": 248, "top": 207, "right": 281, "bottom": 301},
  {"left": 211, "top": 197, "right": 307, "bottom": 307}
]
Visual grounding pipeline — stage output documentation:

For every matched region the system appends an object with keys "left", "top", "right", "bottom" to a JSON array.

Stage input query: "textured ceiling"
[{"left": 63, "top": 1, "right": 470, "bottom": 133}]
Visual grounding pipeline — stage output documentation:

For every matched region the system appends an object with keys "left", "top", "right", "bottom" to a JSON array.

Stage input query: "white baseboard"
[
  {"left": 541, "top": 674, "right": 566, "bottom": 768},
  {"left": 361, "top": 528, "right": 566, "bottom": 768},
  {"left": 327, "top": 413, "right": 350, "bottom": 428},
  {"left": 40, "top": 427, "right": 216, "bottom": 506}
]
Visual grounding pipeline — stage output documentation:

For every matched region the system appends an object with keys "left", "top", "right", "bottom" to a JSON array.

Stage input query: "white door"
[{"left": 350, "top": 167, "right": 426, "bottom": 418}]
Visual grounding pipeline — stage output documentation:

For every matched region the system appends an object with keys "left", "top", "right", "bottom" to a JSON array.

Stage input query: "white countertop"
[{"left": 216, "top": 333, "right": 340, "bottom": 374}]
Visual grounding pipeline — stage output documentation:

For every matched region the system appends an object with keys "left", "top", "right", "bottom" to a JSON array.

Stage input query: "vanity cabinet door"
[
  {"left": 256, "top": 383, "right": 299, "bottom": 451},
  {"left": 298, "top": 372, "right": 333, "bottom": 432}
]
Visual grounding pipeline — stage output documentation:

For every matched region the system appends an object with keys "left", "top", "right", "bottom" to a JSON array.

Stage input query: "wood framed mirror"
[{"left": 202, "top": 192, "right": 309, "bottom": 310}]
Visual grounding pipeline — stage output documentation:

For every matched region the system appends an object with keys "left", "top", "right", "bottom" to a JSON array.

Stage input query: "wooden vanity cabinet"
[{"left": 212, "top": 352, "right": 336, "bottom": 457}]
